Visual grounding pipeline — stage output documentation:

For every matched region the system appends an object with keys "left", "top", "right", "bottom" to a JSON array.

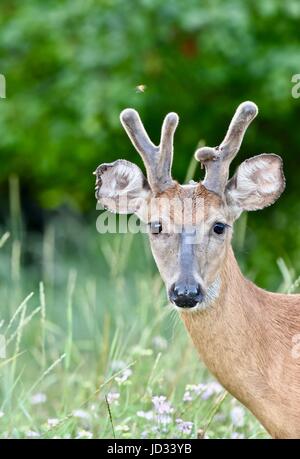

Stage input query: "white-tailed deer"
[{"left": 95, "top": 102, "right": 300, "bottom": 439}]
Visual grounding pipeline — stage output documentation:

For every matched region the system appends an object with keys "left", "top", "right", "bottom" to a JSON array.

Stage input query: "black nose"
[{"left": 169, "top": 282, "right": 204, "bottom": 308}]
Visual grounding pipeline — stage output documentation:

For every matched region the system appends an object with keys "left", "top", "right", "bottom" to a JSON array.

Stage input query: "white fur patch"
[
  {"left": 226, "top": 154, "right": 285, "bottom": 212},
  {"left": 100, "top": 162, "right": 145, "bottom": 197},
  {"left": 193, "top": 276, "right": 221, "bottom": 311}
]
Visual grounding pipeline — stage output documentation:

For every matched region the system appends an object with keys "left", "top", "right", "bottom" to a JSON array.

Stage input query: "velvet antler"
[
  {"left": 195, "top": 101, "right": 258, "bottom": 195},
  {"left": 120, "top": 109, "right": 179, "bottom": 194}
]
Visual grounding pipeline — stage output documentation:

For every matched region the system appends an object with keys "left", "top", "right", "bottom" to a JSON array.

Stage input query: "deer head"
[{"left": 95, "top": 102, "right": 285, "bottom": 310}]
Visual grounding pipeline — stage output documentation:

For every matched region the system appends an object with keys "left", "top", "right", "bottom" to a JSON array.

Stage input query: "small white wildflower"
[
  {"left": 0, "top": 411, "right": 4, "bottom": 418},
  {"left": 47, "top": 418, "right": 59, "bottom": 427},
  {"left": 183, "top": 383, "right": 206, "bottom": 402},
  {"left": 157, "top": 414, "right": 172, "bottom": 425},
  {"left": 183, "top": 382, "right": 223, "bottom": 402},
  {"left": 26, "top": 430, "right": 40, "bottom": 438},
  {"left": 137, "top": 410, "right": 154, "bottom": 420},
  {"left": 230, "top": 406, "right": 245, "bottom": 427},
  {"left": 110, "top": 360, "right": 126, "bottom": 372},
  {"left": 176, "top": 418, "right": 193, "bottom": 435},
  {"left": 231, "top": 431, "right": 245, "bottom": 439},
  {"left": 193, "top": 383, "right": 206, "bottom": 395},
  {"left": 183, "top": 390, "right": 193, "bottom": 402},
  {"left": 152, "top": 396, "right": 174, "bottom": 426},
  {"left": 76, "top": 429, "right": 93, "bottom": 439},
  {"left": 115, "top": 368, "right": 132, "bottom": 385},
  {"left": 106, "top": 392, "right": 120, "bottom": 405},
  {"left": 201, "top": 382, "right": 223, "bottom": 400},
  {"left": 72, "top": 409, "right": 90, "bottom": 420},
  {"left": 152, "top": 395, "right": 174, "bottom": 415},
  {"left": 152, "top": 336, "right": 168, "bottom": 351},
  {"left": 30, "top": 392, "right": 47, "bottom": 405}
]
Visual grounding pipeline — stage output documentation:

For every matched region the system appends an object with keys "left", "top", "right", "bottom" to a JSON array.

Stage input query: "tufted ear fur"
[
  {"left": 94, "top": 159, "right": 151, "bottom": 215},
  {"left": 225, "top": 154, "right": 285, "bottom": 219}
]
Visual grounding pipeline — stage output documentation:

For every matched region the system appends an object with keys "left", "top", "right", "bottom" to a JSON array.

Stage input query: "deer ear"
[
  {"left": 225, "top": 154, "right": 285, "bottom": 217},
  {"left": 95, "top": 159, "right": 151, "bottom": 214}
]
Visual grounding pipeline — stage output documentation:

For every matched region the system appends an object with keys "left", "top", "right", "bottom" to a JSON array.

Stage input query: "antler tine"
[
  {"left": 195, "top": 101, "right": 258, "bottom": 195},
  {"left": 120, "top": 108, "right": 178, "bottom": 193},
  {"left": 157, "top": 112, "right": 179, "bottom": 189},
  {"left": 120, "top": 108, "right": 158, "bottom": 157}
]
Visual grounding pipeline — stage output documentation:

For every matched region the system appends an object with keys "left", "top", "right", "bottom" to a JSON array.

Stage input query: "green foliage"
[
  {"left": 1, "top": 0, "right": 300, "bottom": 211},
  {"left": 0, "top": 0, "right": 300, "bottom": 323}
]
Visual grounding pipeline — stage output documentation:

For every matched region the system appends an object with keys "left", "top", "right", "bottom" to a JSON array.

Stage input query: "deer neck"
[{"left": 180, "top": 245, "right": 279, "bottom": 427}]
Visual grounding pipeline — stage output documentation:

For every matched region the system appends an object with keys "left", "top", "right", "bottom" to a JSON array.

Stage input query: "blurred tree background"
[{"left": 0, "top": 0, "right": 300, "bottom": 288}]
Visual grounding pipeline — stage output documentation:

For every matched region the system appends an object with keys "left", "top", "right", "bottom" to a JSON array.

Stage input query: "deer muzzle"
[
  {"left": 169, "top": 281, "right": 204, "bottom": 308},
  {"left": 168, "top": 228, "right": 205, "bottom": 308}
]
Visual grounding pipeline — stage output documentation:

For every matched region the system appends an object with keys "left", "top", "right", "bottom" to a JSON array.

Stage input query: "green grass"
[{"left": 4, "top": 179, "right": 296, "bottom": 438}]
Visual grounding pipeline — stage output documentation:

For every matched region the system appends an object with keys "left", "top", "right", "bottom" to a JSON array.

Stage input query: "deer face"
[
  {"left": 146, "top": 183, "right": 229, "bottom": 309},
  {"left": 95, "top": 102, "right": 285, "bottom": 311}
]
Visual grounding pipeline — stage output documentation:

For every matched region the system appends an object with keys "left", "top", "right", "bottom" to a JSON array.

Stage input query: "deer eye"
[
  {"left": 213, "top": 222, "right": 226, "bottom": 235},
  {"left": 149, "top": 221, "right": 163, "bottom": 234}
]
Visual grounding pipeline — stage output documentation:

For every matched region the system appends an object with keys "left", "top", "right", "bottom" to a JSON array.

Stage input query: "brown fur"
[
  {"left": 151, "top": 185, "right": 300, "bottom": 438},
  {"left": 181, "top": 246, "right": 300, "bottom": 439},
  {"left": 151, "top": 183, "right": 222, "bottom": 225}
]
